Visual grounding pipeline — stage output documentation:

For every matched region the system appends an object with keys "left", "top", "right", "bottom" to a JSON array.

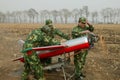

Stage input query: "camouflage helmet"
[
  {"left": 78, "top": 17, "right": 86, "bottom": 23},
  {"left": 45, "top": 19, "right": 52, "bottom": 25}
]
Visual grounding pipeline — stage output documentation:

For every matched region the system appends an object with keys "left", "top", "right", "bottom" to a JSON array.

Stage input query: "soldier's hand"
[
  {"left": 86, "top": 21, "right": 92, "bottom": 26},
  {"left": 81, "top": 30, "right": 91, "bottom": 34},
  {"left": 61, "top": 43, "right": 68, "bottom": 47}
]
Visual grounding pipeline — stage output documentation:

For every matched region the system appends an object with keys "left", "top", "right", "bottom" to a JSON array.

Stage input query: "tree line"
[{"left": 0, "top": 6, "right": 120, "bottom": 24}]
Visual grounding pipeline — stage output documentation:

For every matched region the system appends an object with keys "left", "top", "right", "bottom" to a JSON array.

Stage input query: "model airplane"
[{"left": 13, "top": 36, "right": 90, "bottom": 62}]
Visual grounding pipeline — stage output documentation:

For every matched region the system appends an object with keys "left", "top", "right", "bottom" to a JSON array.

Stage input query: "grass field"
[{"left": 0, "top": 23, "right": 120, "bottom": 80}]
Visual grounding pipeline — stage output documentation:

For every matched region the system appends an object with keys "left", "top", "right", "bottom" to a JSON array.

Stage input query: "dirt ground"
[{"left": 0, "top": 23, "right": 120, "bottom": 80}]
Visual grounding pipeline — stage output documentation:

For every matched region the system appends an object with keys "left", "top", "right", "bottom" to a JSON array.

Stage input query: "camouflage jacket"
[
  {"left": 23, "top": 28, "right": 60, "bottom": 50},
  {"left": 72, "top": 25, "right": 94, "bottom": 38}
]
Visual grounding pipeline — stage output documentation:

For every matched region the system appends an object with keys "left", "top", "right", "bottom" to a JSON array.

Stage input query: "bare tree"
[
  {"left": 51, "top": 10, "right": 59, "bottom": 23},
  {"left": 8, "top": 12, "right": 15, "bottom": 23},
  {"left": 79, "top": 9, "right": 84, "bottom": 17},
  {"left": 13, "top": 11, "right": 23, "bottom": 23},
  {"left": 58, "top": 11, "right": 64, "bottom": 23},
  {"left": 22, "top": 10, "right": 29, "bottom": 23},
  {"left": 83, "top": 6, "right": 89, "bottom": 18},
  {"left": 101, "top": 9, "right": 107, "bottom": 24},
  {"left": 5, "top": 11, "right": 11, "bottom": 23},
  {"left": 72, "top": 8, "right": 79, "bottom": 23},
  {"left": 101, "top": 8, "right": 114, "bottom": 24},
  {"left": 91, "top": 11, "right": 98, "bottom": 23},
  {"left": 0, "top": 12, "right": 5, "bottom": 23},
  {"left": 27, "top": 8, "right": 38, "bottom": 23},
  {"left": 107, "top": 8, "right": 114, "bottom": 23},
  {"left": 1, "top": 7, "right": 120, "bottom": 24},
  {"left": 60, "top": 9, "right": 71, "bottom": 24},
  {"left": 40, "top": 10, "right": 50, "bottom": 23},
  {"left": 115, "top": 8, "right": 120, "bottom": 24}
]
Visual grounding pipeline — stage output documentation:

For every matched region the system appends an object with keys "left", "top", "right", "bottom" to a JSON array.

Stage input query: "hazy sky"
[{"left": 0, "top": 0, "right": 119, "bottom": 12}]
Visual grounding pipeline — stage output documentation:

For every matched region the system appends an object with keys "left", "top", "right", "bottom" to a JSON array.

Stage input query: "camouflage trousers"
[
  {"left": 74, "top": 50, "right": 88, "bottom": 78},
  {"left": 21, "top": 51, "right": 45, "bottom": 80}
]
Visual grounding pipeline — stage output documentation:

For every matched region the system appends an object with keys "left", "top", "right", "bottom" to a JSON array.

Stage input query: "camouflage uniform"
[
  {"left": 41, "top": 19, "right": 70, "bottom": 64},
  {"left": 21, "top": 19, "right": 69, "bottom": 80},
  {"left": 21, "top": 29, "right": 61, "bottom": 80},
  {"left": 72, "top": 17, "right": 94, "bottom": 79}
]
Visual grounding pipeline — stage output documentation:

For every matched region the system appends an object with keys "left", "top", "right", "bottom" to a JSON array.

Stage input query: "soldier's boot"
[
  {"left": 34, "top": 78, "right": 45, "bottom": 80},
  {"left": 35, "top": 75, "right": 45, "bottom": 80},
  {"left": 75, "top": 73, "right": 85, "bottom": 80},
  {"left": 80, "top": 73, "right": 85, "bottom": 78},
  {"left": 21, "top": 72, "right": 29, "bottom": 80},
  {"left": 75, "top": 76, "right": 82, "bottom": 80},
  {"left": 38, "top": 78, "right": 46, "bottom": 80}
]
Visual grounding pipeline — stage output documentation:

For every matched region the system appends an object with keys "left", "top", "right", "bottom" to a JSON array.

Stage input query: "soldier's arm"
[
  {"left": 72, "top": 27, "right": 91, "bottom": 38},
  {"left": 86, "top": 22, "right": 94, "bottom": 32},
  {"left": 72, "top": 27, "right": 83, "bottom": 38},
  {"left": 24, "top": 30, "right": 43, "bottom": 48},
  {"left": 54, "top": 29, "right": 70, "bottom": 40}
]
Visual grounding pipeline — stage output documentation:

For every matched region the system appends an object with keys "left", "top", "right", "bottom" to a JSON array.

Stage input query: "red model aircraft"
[{"left": 13, "top": 36, "right": 90, "bottom": 62}]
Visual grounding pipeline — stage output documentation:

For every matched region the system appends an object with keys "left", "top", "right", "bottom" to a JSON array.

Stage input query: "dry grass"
[{"left": 0, "top": 23, "right": 120, "bottom": 80}]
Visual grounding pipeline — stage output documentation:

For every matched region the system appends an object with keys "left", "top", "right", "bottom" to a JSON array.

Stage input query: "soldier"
[
  {"left": 21, "top": 28, "right": 48, "bottom": 80},
  {"left": 41, "top": 19, "right": 70, "bottom": 65},
  {"left": 72, "top": 17, "right": 94, "bottom": 80},
  {"left": 21, "top": 19, "right": 69, "bottom": 80}
]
